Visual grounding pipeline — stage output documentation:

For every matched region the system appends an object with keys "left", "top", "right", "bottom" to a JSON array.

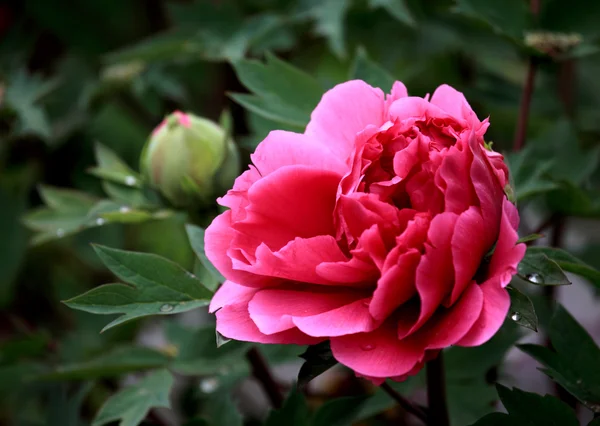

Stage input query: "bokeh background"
[{"left": 1, "top": 0, "right": 600, "bottom": 425}]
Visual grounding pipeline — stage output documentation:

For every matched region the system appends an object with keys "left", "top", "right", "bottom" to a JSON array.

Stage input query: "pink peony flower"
[{"left": 205, "top": 80, "right": 525, "bottom": 383}]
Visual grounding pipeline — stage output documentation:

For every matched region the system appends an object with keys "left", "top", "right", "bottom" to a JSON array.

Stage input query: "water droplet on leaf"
[
  {"left": 124, "top": 176, "right": 137, "bottom": 186},
  {"left": 56, "top": 229, "right": 65, "bottom": 237},
  {"left": 525, "top": 273, "right": 543, "bottom": 284},
  {"left": 119, "top": 206, "right": 130, "bottom": 213},
  {"left": 360, "top": 343, "right": 375, "bottom": 351},
  {"left": 160, "top": 304, "right": 174, "bottom": 313},
  {"left": 200, "top": 378, "right": 219, "bottom": 393},
  {"left": 96, "top": 217, "right": 106, "bottom": 226},
  {"left": 511, "top": 312, "right": 521, "bottom": 322}
]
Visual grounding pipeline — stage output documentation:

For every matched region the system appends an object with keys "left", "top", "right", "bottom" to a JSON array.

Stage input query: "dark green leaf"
[
  {"left": 298, "top": 341, "right": 338, "bottom": 390},
  {"left": 64, "top": 245, "right": 212, "bottom": 331},
  {"left": 368, "top": 0, "right": 414, "bottom": 26},
  {"left": 527, "top": 247, "right": 600, "bottom": 288},
  {"left": 186, "top": 224, "right": 224, "bottom": 291},
  {"left": 518, "top": 305, "right": 600, "bottom": 412},
  {"left": 93, "top": 369, "right": 173, "bottom": 426},
  {"left": 469, "top": 412, "right": 511, "bottom": 425},
  {"left": 89, "top": 143, "right": 141, "bottom": 187},
  {"left": 516, "top": 234, "right": 544, "bottom": 244},
  {"left": 454, "top": 0, "right": 531, "bottom": 41},
  {"left": 541, "top": 0, "right": 600, "bottom": 40},
  {"left": 305, "top": 0, "right": 352, "bottom": 58},
  {"left": 507, "top": 286, "right": 538, "bottom": 331},
  {"left": 495, "top": 384, "right": 579, "bottom": 426},
  {"left": 265, "top": 388, "right": 310, "bottom": 426},
  {"left": 505, "top": 147, "right": 560, "bottom": 202},
  {"left": 517, "top": 250, "right": 571, "bottom": 286},
  {"left": 312, "top": 395, "right": 368, "bottom": 426},
  {"left": 37, "top": 346, "right": 169, "bottom": 380},
  {"left": 350, "top": 47, "right": 396, "bottom": 92},
  {"left": 353, "top": 377, "right": 422, "bottom": 422}
]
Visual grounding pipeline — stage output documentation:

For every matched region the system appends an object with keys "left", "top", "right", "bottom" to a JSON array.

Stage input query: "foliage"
[{"left": 2, "top": 0, "right": 600, "bottom": 425}]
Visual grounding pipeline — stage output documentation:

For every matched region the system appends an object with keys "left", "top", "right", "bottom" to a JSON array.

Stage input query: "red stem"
[{"left": 246, "top": 347, "right": 284, "bottom": 409}]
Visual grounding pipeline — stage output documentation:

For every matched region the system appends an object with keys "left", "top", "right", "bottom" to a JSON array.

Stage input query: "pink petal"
[
  {"left": 430, "top": 84, "right": 474, "bottom": 125},
  {"left": 388, "top": 96, "right": 451, "bottom": 123},
  {"left": 436, "top": 143, "right": 477, "bottom": 214},
  {"left": 449, "top": 206, "right": 490, "bottom": 304},
  {"left": 251, "top": 130, "right": 347, "bottom": 176},
  {"left": 215, "top": 302, "right": 321, "bottom": 345},
  {"left": 370, "top": 249, "right": 421, "bottom": 320},
  {"left": 293, "top": 298, "right": 380, "bottom": 337},
  {"left": 330, "top": 321, "right": 424, "bottom": 378},
  {"left": 234, "top": 166, "right": 340, "bottom": 251},
  {"left": 469, "top": 134, "right": 503, "bottom": 229},
  {"left": 209, "top": 281, "right": 257, "bottom": 313},
  {"left": 205, "top": 211, "right": 273, "bottom": 287},
  {"left": 218, "top": 166, "right": 261, "bottom": 221},
  {"left": 384, "top": 81, "right": 409, "bottom": 114},
  {"left": 455, "top": 276, "right": 510, "bottom": 347},
  {"left": 489, "top": 199, "right": 526, "bottom": 287},
  {"left": 232, "top": 236, "right": 349, "bottom": 285},
  {"left": 408, "top": 212, "right": 458, "bottom": 334},
  {"left": 415, "top": 283, "right": 484, "bottom": 349},
  {"left": 305, "top": 80, "right": 386, "bottom": 161},
  {"left": 248, "top": 289, "right": 365, "bottom": 335}
]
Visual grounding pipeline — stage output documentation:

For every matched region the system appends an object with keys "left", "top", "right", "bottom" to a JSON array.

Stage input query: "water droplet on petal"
[
  {"left": 511, "top": 312, "right": 521, "bottom": 322},
  {"left": 96, "top": 217, "right": 106, "bottom": 226},
  {"left": 56, "top": 228, "right": 65, "bottom": 237},
  {"left": 119, "top": 206, "right": 130, "bottom": 213},
  {"left": 160, "top": 304, "right": 174, "bottom": 313},
  {"left": 200, "top": 377, "right": 219, "bottom": 393},
  {"left": 360, "top": 343, "right": 376, "bottom": 351},
  {"left": 525, "top": 273, "right": 543, "bottom": 284},
  {"left": 124, "top": 176, "right": 137, "bottom": 186},
  {"left": 362, "top": 300, "right": 370, "bottom": 307}
]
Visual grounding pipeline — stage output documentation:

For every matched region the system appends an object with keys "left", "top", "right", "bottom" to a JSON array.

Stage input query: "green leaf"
[
  {"left": 186, "top": 224, "right": 224, "bottom": 291},
  {"left": 311, "top": 396, "right": 368, "bottom": 426},
  {"left": 505, "top": 147, "right": 560, "bottom": 202},
  {"left": 589, "top": 418, "right": 600, "bottom": 426},
  {"left": 230, "top": 53, "right": 324, "bottom": 129},
  {"left": 349, "top": 47, "right": 396, "bottom": 92},
  {"left": 368, "top": 0, "right": 414, "bottom": 26},
  {"left": 93, "top": 369, "right": 173, "bottom": 426},
  {"left": 445, "top": 321, "right": 521, "bottom": 425},
  {"left": 497, "top": 384, "right": 578, "bottom": 426},
  {"left": 516, "top": 234, "right": 544, "bottom": 244},
  {"left": 353, "top": 377, "right": 422, "bottom": 422},
  {"left": 298, "top": 341, "right": 338, "bottom": 390},
  {"left": 540, "top": 0, "right": 600, "bottom": 40},
  {"left": 526, "top": 247, "right": 600, "bottom": 289},
  {"left": 304, "top": 0, "right": 352, "bottom": 58},
  {"left": 38, "top": 185, "right": 97, "bottom": 213},
  {"left": 88, "top": 144, "right": 142, "bottom": 188},
  {"left": 454, "top": 0, "right": 531, "bottom": 41},
  {"left": 64, "top": 245, "right": 212, "bottom": 331},
  {"left": 518, "top": 305, "right": 600, "bottom": 412},
  {"left": 202, "top": 388, "right": 243, "bottom": 426},
  {"left": 165, "top": 322, "right": 249, "bottom": 376},
  {"left": 517, "top": 250, "right": 571, "bottom": 286},
  {"left": 38, "top": 346, "right": 170, "bottom": 380},
  {"left": 469, "top": 412, "right": 510, "bottom": 425},
  {"left": 265, "top": 388, "right": 310, "bottom": 426},
  {"left": 507, "top": 286, "right": 538, "bottom": 331}
]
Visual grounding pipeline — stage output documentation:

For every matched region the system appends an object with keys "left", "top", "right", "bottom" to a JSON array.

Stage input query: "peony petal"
[
  {"left": 216, "top": 301, "right": 322, "bottom": 345},
  {"left": 251, "top": 130, "right": 347, "bottom": 176},
  {"left": 306, "top": 80, "right": 386, "bottom": 161},
  {"left": 248, "top": 289, "right": 364, "bottom": 335},
  {"left": 469, "top": 134, "right": 503, "bottom": 230},
  {"left": 232, "top": 236, "right": 349, "bottom": 285},
  {"left": 209, "top": 280, "right": 257, "bottom": 313},
  {"left": 408, "top": 212, "right": 458, "bottom": 334},
  {"left": 370, "top": 249, "right": 421, "bottom": 320},
  {"left": 449, "top": 206, "right": 490, "bottom": 304},
  {"left": 330, "top": 321, "right": 424, "bottom": 378},
  {"left": 205, "top": 210, "right": 273, "bottom": 287},
  {"left": 218, "top": 166, "right": 261, "bottom": 221},
  {"left": 234, "top": 165, "right": 340, "bottom": 251},
  {"left": 384, "top": 81, "right": 409, "bottom": 114},
  {"left": 293, "top": 298, "right": 380, "bottom": 337},
  {"left": 436, "top": 143, "right": 477, "bottom": 214},
  {"left": 489, "top": 199, "right": 526, "bottom": 287},
  {"left": 430, "top": 84, "right": 475, "bottom": 125},
  {"left": 415, "top": 283, "right": 484, "bottom": 349},
  {"left": 455, "top": 276, "right": 510, "bottom": 347}
]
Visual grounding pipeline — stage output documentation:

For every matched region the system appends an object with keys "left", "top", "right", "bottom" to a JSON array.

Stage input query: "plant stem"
[
  {"left": 246, "top": 346, "right": 284, "bottom": 409},
  {"left": 426, "top": 352, "right": 450, "bottom": 426},
  {"left": 513, "top": 58, "right": 538, "bottom": 152},
  {"left": 380, "top": 381, "right": 428, "bottom": 423}
]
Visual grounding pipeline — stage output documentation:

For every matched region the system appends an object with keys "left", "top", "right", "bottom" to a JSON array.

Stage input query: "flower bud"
[{"left": 141, "top": 111, "right": 240, "bottom": 207}]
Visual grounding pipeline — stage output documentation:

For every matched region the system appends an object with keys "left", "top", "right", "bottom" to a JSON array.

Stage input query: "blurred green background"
[{"left": 1, "top": 0, "right": 600, "bottom": 425}]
